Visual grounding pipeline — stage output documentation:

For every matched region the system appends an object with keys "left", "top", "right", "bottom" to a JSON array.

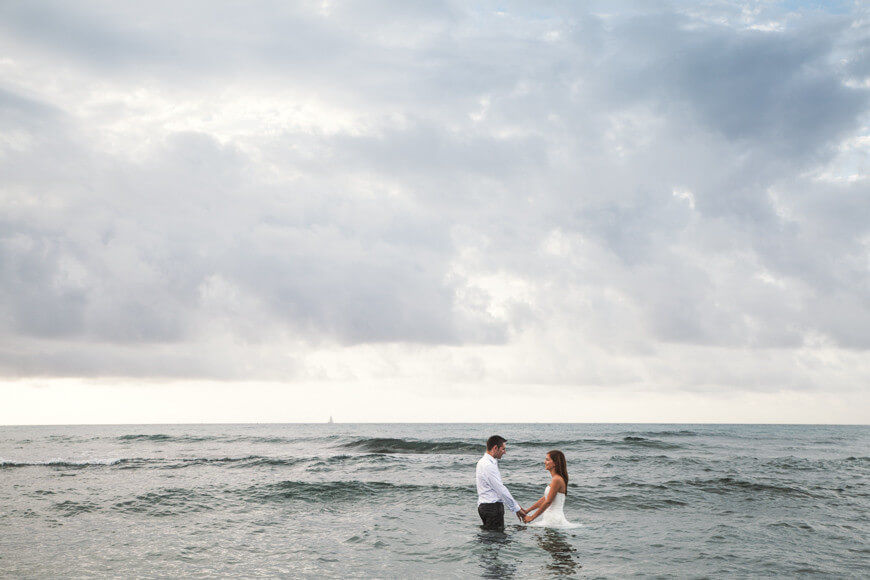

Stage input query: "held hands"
[{"left": 517, "top": 508, "right": 535, "bottom": 523}]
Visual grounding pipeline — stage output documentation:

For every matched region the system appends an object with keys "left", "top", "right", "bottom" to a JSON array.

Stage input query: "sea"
[{"left": 1, "top": 423, "right": 867, "bottom": 578}]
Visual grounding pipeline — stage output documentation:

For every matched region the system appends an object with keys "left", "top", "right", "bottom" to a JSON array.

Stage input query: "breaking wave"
[{"left": 1, "top": 456, "right": 306, "bottom": 470}]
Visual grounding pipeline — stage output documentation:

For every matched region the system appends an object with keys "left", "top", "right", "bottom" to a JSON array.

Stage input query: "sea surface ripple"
[{"left": 1, "top": 423, "right": 867, "bottom": 577}]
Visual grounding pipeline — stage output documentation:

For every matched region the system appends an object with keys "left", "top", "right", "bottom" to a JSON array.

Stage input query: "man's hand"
[{"left": 516, "top": 508, "right": 527, "bottom": 521}]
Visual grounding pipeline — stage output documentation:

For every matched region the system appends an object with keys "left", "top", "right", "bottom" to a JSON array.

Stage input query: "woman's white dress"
[{"left": 527, "top": 485, "right": 581, "bottom": 529}]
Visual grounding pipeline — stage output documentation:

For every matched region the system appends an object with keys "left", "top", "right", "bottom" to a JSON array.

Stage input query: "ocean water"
[{"left": 1, "top": 424, "right": 867, "bottom": 578}]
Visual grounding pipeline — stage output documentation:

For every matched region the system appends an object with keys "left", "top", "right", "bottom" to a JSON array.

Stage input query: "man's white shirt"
[{"left": 476, "top": 453, "right": 521, "bottom": 512}]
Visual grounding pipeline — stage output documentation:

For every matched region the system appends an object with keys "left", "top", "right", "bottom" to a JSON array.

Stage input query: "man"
[{"left": 476, "top": 435, "right": 526, "bottom": 530}]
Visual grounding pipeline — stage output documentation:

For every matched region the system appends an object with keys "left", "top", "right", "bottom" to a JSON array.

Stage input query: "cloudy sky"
[{"left": 1, "top": 1, "right": 868, "bottom": 423}]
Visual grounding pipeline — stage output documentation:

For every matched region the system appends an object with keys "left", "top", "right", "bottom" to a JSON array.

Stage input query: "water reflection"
[
  {"left": 536, "top": 528, "right": 580, "bottom": 575},
  {"left": 476, "top": 529, "right": 516, "bottom": 579}
]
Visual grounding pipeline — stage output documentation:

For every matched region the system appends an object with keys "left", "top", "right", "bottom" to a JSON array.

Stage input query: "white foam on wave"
[{"left": 0, "top": 457, "right": 128, "bottom": 467}]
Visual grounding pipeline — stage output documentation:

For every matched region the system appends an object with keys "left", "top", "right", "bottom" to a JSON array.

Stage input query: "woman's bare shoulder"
[{"left": 550, "top": 474, "right": 566, "bottom": 492}]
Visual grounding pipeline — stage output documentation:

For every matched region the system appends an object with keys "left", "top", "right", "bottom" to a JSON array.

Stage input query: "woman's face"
[{"left": 545, "top": 454, "right": 554, "bottom": 470}]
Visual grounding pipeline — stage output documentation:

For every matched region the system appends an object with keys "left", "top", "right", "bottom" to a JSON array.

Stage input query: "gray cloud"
[
  {"left": 609, "top": 14, "right": 865, "bottom": 151},
  {"left": 0, "top": 1, "right": 867, "bottom": 390}
]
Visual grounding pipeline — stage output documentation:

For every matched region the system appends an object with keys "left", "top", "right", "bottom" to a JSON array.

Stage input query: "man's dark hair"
[{"left": 486, "top": 435, "right": 507, "bottom": 450}]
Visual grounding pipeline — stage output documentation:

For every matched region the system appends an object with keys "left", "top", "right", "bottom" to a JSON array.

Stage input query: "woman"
[{"left": 523, "top": 450, "right": 580, "bottom": 528}]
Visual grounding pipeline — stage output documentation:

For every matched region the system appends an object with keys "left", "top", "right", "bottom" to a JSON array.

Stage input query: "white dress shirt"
[{"left": 476, "top": 453, "right": 521, "bottom": 512}]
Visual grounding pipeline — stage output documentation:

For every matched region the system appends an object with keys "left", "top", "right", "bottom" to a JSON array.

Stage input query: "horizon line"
[{"left": 1, "top": 421, "right": 867, "bottom": 427}]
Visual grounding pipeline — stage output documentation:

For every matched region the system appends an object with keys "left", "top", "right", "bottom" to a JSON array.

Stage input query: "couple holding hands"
[{"left": 476, "top": 435, "right": 580, "bottom": 530}]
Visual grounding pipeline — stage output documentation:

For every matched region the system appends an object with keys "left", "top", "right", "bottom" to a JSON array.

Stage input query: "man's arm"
[{"left": 482, "top": 466, "right": 523, "bottom": 513}]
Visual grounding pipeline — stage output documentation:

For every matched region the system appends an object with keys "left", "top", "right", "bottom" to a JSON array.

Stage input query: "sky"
[{"left": 1, "top": 1, "right": 868, "bottom": 424}]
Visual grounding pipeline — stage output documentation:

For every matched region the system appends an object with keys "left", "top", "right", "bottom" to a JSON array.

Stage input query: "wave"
[
  {"left": 670, "top": 477, "right": 819, "bottom": 498},
  {"left": 767, "top": 521, "right": 815, "bottom": 531},
  {"left": 2, "top": 453, "right": 439, "bottom": 471},
  {"left": 113, "top": 488, "right": 220, "bottom": 516},
  {"left": 617, "top": 436, "right": 682, "bottom": 449},
  {"left": 116, "top": 433, "right": 344, "bottom": 444},
  {"left": 339, "top": 436, "right": 685, "bottom": 454},
  {"left": 158, "top": 456, "right": 308, "bottom": 470},
  {"left": 576, "top": 493, "right": 689, "bottom": 511},
  {"left": 1, "top": 458, "right": 127, "bottom": 469},
  {"left": 514, "top": 437, "right": 684, "bottom": 450},
  {"left": 239, "top": 435, "right": 343, "bottom": 444},
  {"left": 108, "top": 433, "right": 689, "bottom": 452},
  {"left": 761, "top": 456, "right": 870, "bottom": 472},
  {"left": 305, "top": 454, "right": 406, "bottom": 473},
  {"left": 241, "top": 479, "right": 474, "bottom": 504},
  {"left": 237, "top": 457, "right": 307, "bottom": 468},
  {"left": 53, "top": 500, "right": 101, "bottom": 517},
  {"left": 1, "top": 456, "right": 307, "bottom": 470},
  {"left": 340, "top": 438, "right": 481, "bottom": 454},
  {"left": 118, "top": 434, "right": 214, "bottom": 442},
  {"left": 513, "top": 439, "right": 596, "bottom": 449},
  {"left": 628, "top": 430, "right": 700, "bottom": 438},
  {"left": 54, "top": 480, "right": 478, "bottom": 518},
  {"left": 604, "top": 455, "right": 706, "bottom": 467}
]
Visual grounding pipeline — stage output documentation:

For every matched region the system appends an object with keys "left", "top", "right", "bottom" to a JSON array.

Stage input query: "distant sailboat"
[{"left": 328, "top": 415, "right": 334, "bottom": 424}]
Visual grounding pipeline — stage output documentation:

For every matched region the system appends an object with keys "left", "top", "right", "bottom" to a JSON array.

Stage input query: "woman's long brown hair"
[{"left": 547, "top": 450, "right": 569, "bottom": 493}]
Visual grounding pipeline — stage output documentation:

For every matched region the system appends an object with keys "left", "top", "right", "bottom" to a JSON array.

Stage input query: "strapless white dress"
[{"left": 527, "top": 485, "right": 581, "bottom": 529}]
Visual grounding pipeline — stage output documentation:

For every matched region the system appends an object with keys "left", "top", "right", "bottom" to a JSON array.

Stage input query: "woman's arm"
[
  {"left": 525, "top": 494, "right": 546, "bottom": 513},
  {"left": 524, "top": 478, "right": 561, "bottom": 523}
]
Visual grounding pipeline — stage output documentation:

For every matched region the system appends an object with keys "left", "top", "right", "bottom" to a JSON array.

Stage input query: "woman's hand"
[{"left": 523, "top": 514, "right": 533, "bottom": 523}]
